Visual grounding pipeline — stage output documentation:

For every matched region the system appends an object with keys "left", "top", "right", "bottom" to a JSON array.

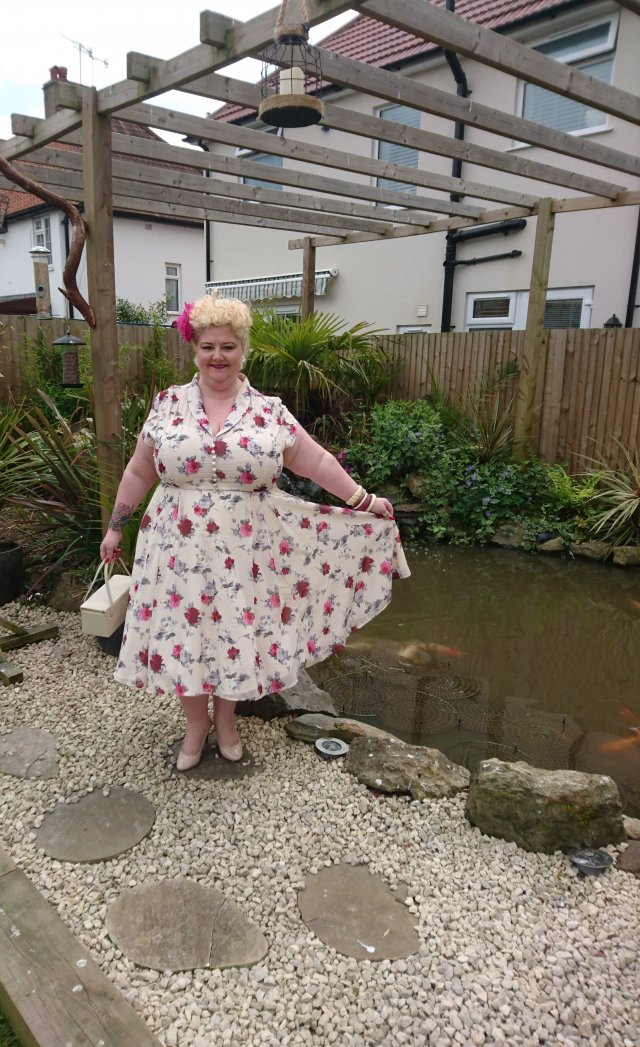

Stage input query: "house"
[
  {"left": 0, "top": 67, "right": 204, "bottom": 320},
  {"left": 204, "top": 0, "right": 640, "bottom": 333}
]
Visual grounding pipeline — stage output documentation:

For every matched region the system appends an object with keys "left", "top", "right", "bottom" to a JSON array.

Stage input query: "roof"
[{"left": 212, "top": 0, "right": 576, "bottom": 123}]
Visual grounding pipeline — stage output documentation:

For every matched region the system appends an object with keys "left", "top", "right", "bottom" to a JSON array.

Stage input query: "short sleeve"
[
  {"left": 141, "top": 390, "right": 168, "bottom": 447},
  {"left": 276, "top": 399, "right": 299, "bottom": 450}
]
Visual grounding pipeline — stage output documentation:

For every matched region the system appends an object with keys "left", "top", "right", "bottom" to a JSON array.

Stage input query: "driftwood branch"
[{"left": 0, "top": 155, "right": 96, "bottom": 327}]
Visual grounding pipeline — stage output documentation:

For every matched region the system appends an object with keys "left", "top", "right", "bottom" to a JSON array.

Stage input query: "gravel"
[{"left": 1, "top": 603, "right": 639, "bottom": 1047}]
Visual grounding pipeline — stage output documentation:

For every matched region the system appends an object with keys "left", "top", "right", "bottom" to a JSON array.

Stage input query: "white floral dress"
[{"left": 114, "top": 376, "right": 410, "bottom": 700}]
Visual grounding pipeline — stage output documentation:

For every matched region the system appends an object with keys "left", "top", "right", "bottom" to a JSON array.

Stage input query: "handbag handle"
[{"left": 84, "top": 559, "right": 130, "bottom": 609}]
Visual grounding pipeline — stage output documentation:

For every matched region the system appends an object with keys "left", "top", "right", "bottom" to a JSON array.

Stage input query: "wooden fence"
[
  {"left": 1, "top": 316, "right": 639, "bottom": 473},
  {"left": 382, "top": 327, "right": 640, "bottom": 473}
]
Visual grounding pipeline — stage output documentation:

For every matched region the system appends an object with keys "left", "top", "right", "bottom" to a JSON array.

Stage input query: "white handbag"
[{"left": 80, "top": 560, "right": 131, "bottom": 637}]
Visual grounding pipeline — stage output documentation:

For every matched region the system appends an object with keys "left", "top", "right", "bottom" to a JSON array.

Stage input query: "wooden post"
[
  {"left": 514, "top": 198, "right": 555, "bottom": 457},
  {"left": 82, "top": 87, "right": 122, "bottom": 531},
  {"left": 301, "top": 237, "right": 316, "bottom": 319}
]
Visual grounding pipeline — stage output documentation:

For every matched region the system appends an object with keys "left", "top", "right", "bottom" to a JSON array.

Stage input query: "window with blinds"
[
  {"left": 543, "top": 298, "right": 583, "bottom": 328},
  {"left": 376, "top": 104, "right": 420, "bottom": 194},
  {"left": 243, "top": 151, "right": 283, "bottom": 190},
  {"left": 521, "top": 20, "right": 617, "bottom": 134}
]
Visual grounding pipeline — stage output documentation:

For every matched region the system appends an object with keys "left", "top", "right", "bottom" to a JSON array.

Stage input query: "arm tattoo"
[{"left": 108, "top": 503, "right": 134, "bottom": 532}]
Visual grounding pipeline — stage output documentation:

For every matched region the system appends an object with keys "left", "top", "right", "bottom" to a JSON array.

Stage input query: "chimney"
[{"left": 43, "top": 66, "right": 69, "bottom": 118}]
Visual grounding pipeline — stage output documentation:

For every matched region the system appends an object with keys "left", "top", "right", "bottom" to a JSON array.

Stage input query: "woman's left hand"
[{"left": 370, "top": 497, "right": 395, "bottom": 520}]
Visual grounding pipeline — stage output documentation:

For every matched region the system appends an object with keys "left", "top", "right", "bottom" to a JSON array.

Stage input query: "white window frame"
[
  {"left": 465, "top": 288, "right": 593, "bottom": 331},
  {"left": 165, "top": 263, "right": 181, "bottom": 314},
  {"left": 514, "top": 16, "right": 618, "bottom": 141},
  {"left": 376, "top": 103, "right": 420, "bottom": 195},
  {"left": 32, "top": 215, "right": 52, "bottom": 265}
]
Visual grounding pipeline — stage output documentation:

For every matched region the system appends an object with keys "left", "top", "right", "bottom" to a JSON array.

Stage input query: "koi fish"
[{"left": 599, "top": 735, "right": 640, "bottom": 753}]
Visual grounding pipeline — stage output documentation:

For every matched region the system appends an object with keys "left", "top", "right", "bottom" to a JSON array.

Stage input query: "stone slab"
[
  {"left": 0, "top": 844, "right": 160, "bottom": 1047},
  {"left": 298, "top": 864, "right": 419, "bottom": 961},
  {"left": 616, "top": 841, "right": 640, "bottom": 878},
  {"left": 35, "top": 787, "right": 156, "bottom": 863},
  {"left": 169, "top": 740, "right": 259, "bottom": 780},
  {"left": 0, "top": 727, "right": 58, "bottom": 780},
  {"left": 286, "top": 713, "right": 400, "bottom": 745},
  {"left": 106, "top": 879, "right": 268, "bottom": 971},
  {"left": 345, "top": 736, "right": 470, "bottom": 800}
]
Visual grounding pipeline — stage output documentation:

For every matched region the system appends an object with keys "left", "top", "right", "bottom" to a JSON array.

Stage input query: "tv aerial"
[{"left": 61, "top": 35, "right": 109, "bottom": 84}]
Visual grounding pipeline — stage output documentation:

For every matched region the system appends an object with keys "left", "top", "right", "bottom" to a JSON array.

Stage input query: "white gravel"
[{"left": 1, "top": 603, "right": 639, "bottom": 1047}]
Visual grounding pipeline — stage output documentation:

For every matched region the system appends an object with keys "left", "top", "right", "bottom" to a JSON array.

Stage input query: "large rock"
[
  {"left": 285, "top": 713, "right": 400, "bottom": 745},
  {"left": 465, "top": 759, "right": 625, "bottom": 854},
  {"left": 570, "top": 540, "right": 610, "bottom": 562},
  {"left": 236, "top": 669, "right": 336, "bottom": 720},
  {"left": 345, "top": 736, "right": 469, "bottom": 800},
  {"left": 489, "top": 522, "right": 524, "bottom": 548},
  {"left": 612, "top": 545, "right": 640, "bottom": 566},
  {"left": 405, "top": 473, "right": 431, "bottom": 500},
  {"left": 48, "top": 571, "right": 87, "bottom": 611}
]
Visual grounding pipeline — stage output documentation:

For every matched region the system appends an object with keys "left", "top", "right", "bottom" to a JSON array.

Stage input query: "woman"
[{"left": 100, "top": 293, "right": 409, "bottom": 770}]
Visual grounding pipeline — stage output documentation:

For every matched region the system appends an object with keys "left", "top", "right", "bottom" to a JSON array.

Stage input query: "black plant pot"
[{"left": 0, "top": 541, "right": 24, "bottom": 606}]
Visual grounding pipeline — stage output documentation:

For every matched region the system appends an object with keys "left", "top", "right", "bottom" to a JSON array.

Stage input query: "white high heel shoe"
[{"left": 176, "top": 720, "right": 212, "bottom": 771}]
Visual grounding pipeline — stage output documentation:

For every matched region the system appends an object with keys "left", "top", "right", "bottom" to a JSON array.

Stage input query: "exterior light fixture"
[
  {"left": 53, "top": 328, "right": 85, "bottom": 388},
  {"left": 603, "top": 313, "right": 623, "bottom": 328},
  {"left": 258, "top": 1, "right": 324, "bottom": 128}
]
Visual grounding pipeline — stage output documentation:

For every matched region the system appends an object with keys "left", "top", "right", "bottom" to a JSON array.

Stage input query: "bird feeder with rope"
[{"left": 258, "top": 0, "right": 324, "bottom": 128}]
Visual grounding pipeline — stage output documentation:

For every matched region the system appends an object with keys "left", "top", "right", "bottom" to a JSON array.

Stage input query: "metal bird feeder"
[
  {"left": 53, "top": 328, "right": 84, "bottom": 388},
  {"left": 258, "top": 0, "right": 324, "bottom": 128}
]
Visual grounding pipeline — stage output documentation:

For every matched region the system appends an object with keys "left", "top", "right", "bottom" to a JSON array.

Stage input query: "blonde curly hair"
[{"left": 186, "top": 293, "right": 252, "bottom": 349}]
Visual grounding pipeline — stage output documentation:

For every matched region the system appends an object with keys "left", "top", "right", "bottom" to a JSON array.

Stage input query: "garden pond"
[{"left": 310, "top": 543, "right": 640, "bottom": 818}]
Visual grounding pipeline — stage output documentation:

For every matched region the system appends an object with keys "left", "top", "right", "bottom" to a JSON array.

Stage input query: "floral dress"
[{"left": 114, "top": 375, "right": 410, "bottom": 700}]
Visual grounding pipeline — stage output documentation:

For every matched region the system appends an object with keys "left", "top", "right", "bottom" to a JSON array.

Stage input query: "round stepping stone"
[
  {"left": 169, "top": 739, "right": 259, "bottom": 780},
  {"left": 35, "top": 787, "right": 155, "bottom": 862},
  {"left": 106, "top": 879, "right": 268, "bottom": 971},
  {"left": 0, "top": 727, "right": 58, "bottom": 779},
  {"left": 298, "top": 864, "right": 420, "bottom": 961}
]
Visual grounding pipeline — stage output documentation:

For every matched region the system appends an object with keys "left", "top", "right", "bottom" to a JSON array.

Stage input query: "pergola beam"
[
  {"left": 362, "top": 0, "right": 640, "bottom": 126},
  {"left": 616, "top": 0, "right": 640, "bottom": 14},
  {"left": 316, "top": 48, "right": 640, "bottom": 178}
]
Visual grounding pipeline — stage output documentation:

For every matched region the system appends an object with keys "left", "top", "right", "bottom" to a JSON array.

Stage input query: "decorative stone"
[
  {"left": 465, "top": 759, "right": 625, "bottom": 854},
  {"left": 236, "top": 669, "right": 336, "bottom": 720},
  {"left": 570, "top": 540, "right": 610, "bottom": 561},
  {"left": 616, "top": 841, "right": 640, "bottom": 878},
  {"left": 404, "top": 473, "right": 431, "bottom": 500},
  {"left": 344, "top": 736, "right": 470, "bottom": 800},
  {"left": 106, "top": 880, "right": 268, "bottom": 971},
  {"left": 489, "top": 522, "right": 525, "bottom": 548},
  {"left": 612, "top": 545, "right": 640, "bottom": 566},
  {"left": 0, "top": 727, "right": 58, "bottom": 779},
  {"left": 623, "top": 815, "right": 640, "bottom": 840},
  {"left": 298, "top": 864, "right": 419, "bottom": 961},
  {"left": 538, "top": 537, "right": 565, "bottom": 554},
  {"left": 285, "top": 713, "right": 400, "bottom": 745},
  {"left": 35, "top": 787, "right": 156, "bottom": 862},
  {"left": 169, "top": 739, "right": 259, "bottom": 780}
]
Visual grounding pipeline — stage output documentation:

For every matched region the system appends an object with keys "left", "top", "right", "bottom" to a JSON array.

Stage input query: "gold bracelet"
[{"left": 346, "top": 485, "right": 364, "bottom": 507}]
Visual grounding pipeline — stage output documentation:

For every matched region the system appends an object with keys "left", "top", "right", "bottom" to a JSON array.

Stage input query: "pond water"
[{"left": 310, "top": 544, "right": 640, "bottom": 818}]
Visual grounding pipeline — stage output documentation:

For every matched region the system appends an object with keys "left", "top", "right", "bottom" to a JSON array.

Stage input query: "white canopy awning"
[{"left": 205, "top": 268, "right": 338, "bottom": 303}]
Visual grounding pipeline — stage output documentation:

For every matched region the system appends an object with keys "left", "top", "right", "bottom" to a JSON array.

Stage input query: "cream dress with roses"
[{"left": 114, "top": 375, "right": 410, "bottom": 700}]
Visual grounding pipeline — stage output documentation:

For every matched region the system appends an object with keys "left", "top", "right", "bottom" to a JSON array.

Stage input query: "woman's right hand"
[{"left": 100, "top": 529, "right": 124, "bottom": 564}]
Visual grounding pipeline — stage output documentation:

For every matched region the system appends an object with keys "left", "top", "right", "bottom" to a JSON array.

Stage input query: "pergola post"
[
  {"left": 514, "top": 197, "right": 555, "bottom": 457},
  {"left": 82, "top": 87, "right": 122, "bottom": 531},
  {"left": 301, "top": 237, "right": 316, "bottom": 318}
]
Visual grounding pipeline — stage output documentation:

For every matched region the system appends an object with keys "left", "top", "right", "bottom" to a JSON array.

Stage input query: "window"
[
  {"left": 243, "top": 151, "right": 283, "bottom": 190},
  {"left": 165, "top": 264, "right": 181, "bottom": 313},
  {"left": 520, "top": 19, "right": 617, "bottom": 134},
  {"left": 32, "top": 216, "right": 52, "bottom": 264},
  {"left": 466, "top": 289, "right": 593, "bottom": 330},
  {"left": 376, "top": 104, "right": 420, "bottom": 194}
]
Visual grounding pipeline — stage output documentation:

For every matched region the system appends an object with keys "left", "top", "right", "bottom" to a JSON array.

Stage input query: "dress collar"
[{"left": 188, "top": 373, "right": 253, "bottom": 436}]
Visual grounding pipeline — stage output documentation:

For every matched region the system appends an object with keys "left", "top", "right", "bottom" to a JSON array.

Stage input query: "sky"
[{"left": 1, "top": 1, "right": 355, "bottom": 142}]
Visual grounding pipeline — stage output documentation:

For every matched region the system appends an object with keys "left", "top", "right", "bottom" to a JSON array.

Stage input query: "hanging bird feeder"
[
  {"left": 53, "top": 328, "right": 85, "bottom": 388},
  {"left": 258, "top": 0, "right": 324, "bottom": 128}
]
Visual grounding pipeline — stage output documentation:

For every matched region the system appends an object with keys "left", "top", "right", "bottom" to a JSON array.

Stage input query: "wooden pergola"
[{"left": 1, "top": 0, "right": 639, "bottom": 524}]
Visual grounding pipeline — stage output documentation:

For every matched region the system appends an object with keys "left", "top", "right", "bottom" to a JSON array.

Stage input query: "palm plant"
[
  {"left": 245, "top": 309, "right": 388, "bottom": 424},
  {"left": 427, "top": 360, "right": 519, "bottom": 462},
  {"left": 585, "top": 442, "right": 640, "bottom": 547}
]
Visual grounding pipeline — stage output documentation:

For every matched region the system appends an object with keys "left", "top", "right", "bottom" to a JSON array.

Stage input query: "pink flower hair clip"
[{"left": 176, "top": 302, "right": 195, "bottom": 343}]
